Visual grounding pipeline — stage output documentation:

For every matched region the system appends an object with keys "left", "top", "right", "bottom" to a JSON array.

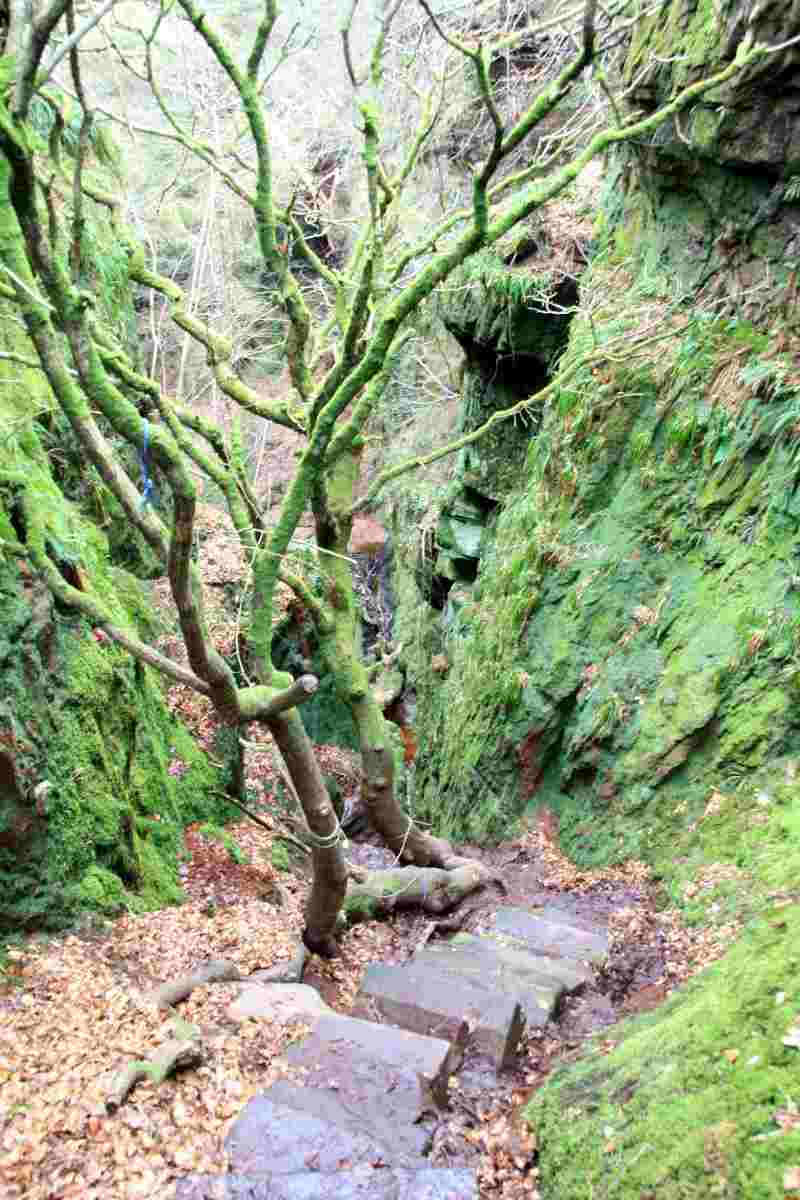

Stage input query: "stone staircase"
[{"left": 176, "top": 903, "right": 609, "bottom": 1200}]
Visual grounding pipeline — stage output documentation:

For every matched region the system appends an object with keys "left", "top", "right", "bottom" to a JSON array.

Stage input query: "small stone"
[{"left": 227, "top": 983, "right": 331, "bottom": 1024}]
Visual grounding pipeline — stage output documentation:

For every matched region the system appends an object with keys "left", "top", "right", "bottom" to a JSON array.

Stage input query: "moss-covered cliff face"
[
  {"left": 0, "top": 264, "right": 226, "bottom": 932},
  {"left": 395, "top": 0, "right": 800, "bottom": 865},
  {"left": 389, "top": 5, "right": 800, "bottom": 1193},
  {"left": 608, "top": 0, "right": 800, "bottom": 297}
]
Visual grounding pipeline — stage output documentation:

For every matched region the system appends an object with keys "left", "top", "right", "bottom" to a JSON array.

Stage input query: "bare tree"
[{"left": 0, "top": 0, "right": 773, "bottom": 954}]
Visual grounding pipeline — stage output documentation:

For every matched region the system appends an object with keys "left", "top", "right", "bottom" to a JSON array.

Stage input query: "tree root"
[
  {"left": 106, "top": 1022, "right": 203, "bottom": 1112},
  {"left": 344, "top": 862, "right": 490, "bottom": 921},
  {"left": 248, "top": 943, "right": 308, "bottom": 985},
  {"left": 148, "top": 958, "right": 242, "bottom": 1009}
]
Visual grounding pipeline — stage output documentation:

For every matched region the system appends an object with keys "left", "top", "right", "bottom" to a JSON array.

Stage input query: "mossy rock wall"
[
  {"left": 387, "top": 6, "right": 800, "bottom": 1192},
  {"left": 0, "top": 310, "right": 226, "bottom": 931},
  {"left": 605, "top": 0, "right": 800, "bottom": 295},
  {"left": 392, "top": 250, "right": 800, "bottom": 1200}
]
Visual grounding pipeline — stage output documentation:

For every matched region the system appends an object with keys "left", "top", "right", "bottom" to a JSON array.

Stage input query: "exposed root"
[
  {"left": 147, "top": 958, "right": 242, "bottom": 1009},
  {"left": 105, "top": 1023, "right": 203, "bottom": 1113},
  {"left": 345, "top": 861, "right": 490, "bottom": 920},
  {"left": 248, "top": 943, "right": 308, "bottom": 984}
]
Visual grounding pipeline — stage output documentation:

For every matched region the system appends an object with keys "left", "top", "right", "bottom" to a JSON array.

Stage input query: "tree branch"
[
  {"left": 14, "top": 0, "right": 71, "bottom": 119},
  {"left": 34, "top": 0, "right": 117, "bottom": 99},
  {"left": 247, "top": 0, "right": 278, "bottom": 80},
  {"left": 176, "top": 0, "right": 316, "bottom": 405},
  {"left": 239, "top": 673, "right": 320, "bottom": 721}
]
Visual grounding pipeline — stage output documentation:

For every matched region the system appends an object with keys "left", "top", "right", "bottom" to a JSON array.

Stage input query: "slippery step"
[
  {"left": 283, "top": 1013, "right": 455, "bottom": 1142},
  {"left": 285, "top": 1012, "right": 455, "bottom": 1095},
  {"left": 414, "top": 935, "right": 565, "bottom": 1027},
  {"left": 443, "top": 931, "right": 593, "bottom": 991},
  {"left": 176, "top": 1166, "right": 478, "bottom": 1199},
  {"left": 224, "top": 1015, "right": 458, "bottom": 1175},
  {"left": 225, "top": 1090, "right": 419, "bottom": 1177},
  {"left": 358, "top": 959, "right": 525, "bottom": 1069},
  {"left": 483, "top": 906, "right": 608, "bottom": 964}
]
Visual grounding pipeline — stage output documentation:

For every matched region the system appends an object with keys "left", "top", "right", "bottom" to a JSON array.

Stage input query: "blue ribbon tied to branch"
[{"left": 138, "top": 418, "right": 156, "bottom": 509}]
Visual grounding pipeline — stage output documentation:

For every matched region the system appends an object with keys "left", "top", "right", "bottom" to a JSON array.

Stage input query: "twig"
[
  {"left": 223, "top": 790, "right": 311, "bottom": 855},
  {"left": 36, "top": 0, "right": 117, "bottom": 96}
]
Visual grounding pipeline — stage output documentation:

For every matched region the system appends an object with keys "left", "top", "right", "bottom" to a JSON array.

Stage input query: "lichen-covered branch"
[
  {"left": 176, "top": 0, "right": 315, "bottom": 404},
  {"left": 105, "top": 1035, "right": 204, "bottom": 1112},
  {"left": 13, "top": 0, "right": 71, "bottom": 118},
  {"left": 345, "top": 863, "right": 490, "bottom": 921}
]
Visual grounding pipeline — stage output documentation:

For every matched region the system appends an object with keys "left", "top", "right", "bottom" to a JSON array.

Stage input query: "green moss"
[
  {"left": 529, "top": 756, "right": 800, "bottom": 1197},
  {"left": 530, "top": 907, "right": 800, "bottom": 1200},
  {"left": 271, "top": 840, "right": 292, "bottom": 872},
  {"left": 387, "top": 247, "right": 800, "bottom": 1196},
  {"left": 68, "top": 864, "right": 128, "bottom": 913},
  {"left": 0, "top": 310, "right": 227, "bottom": 931},
  {"left": 343, "top": 891, "right": 378, "bottom": 921}
]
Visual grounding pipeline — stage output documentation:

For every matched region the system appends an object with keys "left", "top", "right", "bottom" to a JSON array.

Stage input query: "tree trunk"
[
  {"left": 353, "top": 692, "right": 457, "bottom": 866},
  {"left": 313, "top": 452, "right": 458, "bottom": 869},
  {"left": 264, "top": 706, "right": 348, "bottom": 958}
]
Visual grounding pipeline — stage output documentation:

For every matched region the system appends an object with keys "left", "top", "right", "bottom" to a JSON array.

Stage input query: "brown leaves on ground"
[
  {"left": 0, "top": 778, "right": 375, "bottom": 1200},
  {"left": 0, "top": 748, "right": 415, "bottom": 1200},
  {"left": 519, "top": 814, "right": 650, "bottom": 894},
  {"left": 527, "top": 810, "right": 738, "bottom": 998},
  {"left": 0, "top": 906, "right": 296, "bottom": 1199},
  {"left": 435, "top": 1079, "right": 542, "bottom": 1200}
]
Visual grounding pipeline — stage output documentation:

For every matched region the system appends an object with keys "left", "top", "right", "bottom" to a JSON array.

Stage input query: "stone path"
[{"left": 176, "top": 902, "right": 608, "bottom": 1200}]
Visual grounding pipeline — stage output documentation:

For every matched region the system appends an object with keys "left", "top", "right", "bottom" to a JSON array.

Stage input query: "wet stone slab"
[
  {"left": 228, "top": 983, "right": 332, "bottom": 1025},
  {"left": 486, "top": 907, "right": 608, "bottom": 964},
  {"left": 358, "top": 960, "right": 525, "bottom": 1070},
  {"left": 225, "top": 1091, "right": 420, "bottom": 1178},
  {"left": 413, "top": 937, "right": 562, "bottom": 1027},
  {"left": 285, "top": 1013, "right": 454, "bottom": 1122},
  {"left": 445, "top": 931, "right": 593, "bottom": 991},
  {"left": 176, "top": 1166, "right": 478, "bottom": 1199}
]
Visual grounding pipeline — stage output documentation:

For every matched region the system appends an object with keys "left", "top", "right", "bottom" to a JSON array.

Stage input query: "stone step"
[
  {"left": 413, "top": 936, "right": 565, "bottom": 1027},
  {"left": 483, "top": 906, "right": 608, "bottom": 964},
  {"left": 285, "top": 1012, "right": 454, "bottom": 1090},
  {"left": 176, "top": 1166, "right": 478, "bottom": 1199},
  {"left": 444, "top": 931, "right": 593, "bottom": 990},
  {"left": 283, "top": 1013, "right": 455, "bottom": 1135},
  {"left": 528, "top": 900, "right": 610, "bottom": 935},
  {"left": 225, "top": 1091, "right": 422, "bottom": 1178},
  {"left": 225, "top": 1015, "right": 458, "bottom": 1174},
  {"left": 228, "top": 982, "right": 332, "bottom": 1025},
  {"left": 358, "top": 959, "right": 525, "bottom": 1069}
]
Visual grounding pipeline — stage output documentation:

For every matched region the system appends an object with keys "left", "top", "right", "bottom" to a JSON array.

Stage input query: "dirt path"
[{"left": 1, "top": 791, "right": 725, "bottom": 1200}]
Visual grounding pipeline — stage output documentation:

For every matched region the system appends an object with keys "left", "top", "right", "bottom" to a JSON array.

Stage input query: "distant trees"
[{"left": 0, "top": 0, "right": 769, "bottom": 951}]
